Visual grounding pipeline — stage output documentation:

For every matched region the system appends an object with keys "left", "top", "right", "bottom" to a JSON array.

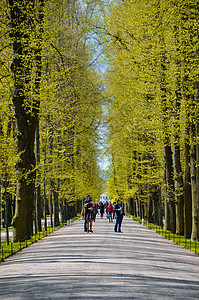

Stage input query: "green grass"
[
  {"left": 126, "top": 213, "right": 199, "bottom": 256},
  {"left": 0, "top": 214, "right": 81, "bottom": 262}
]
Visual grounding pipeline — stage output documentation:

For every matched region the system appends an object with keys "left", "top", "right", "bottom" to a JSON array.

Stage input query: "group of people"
[
  {"left": 98, "top": 201, "right": 114, "bottom": 222},
  {"left": 81, "top": 195, "right": 124, "bottom": 233}
]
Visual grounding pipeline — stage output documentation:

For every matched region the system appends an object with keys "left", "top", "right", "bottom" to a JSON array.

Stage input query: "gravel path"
[{"left": 0, "top": 216, "right": 199, "bottom": 299}]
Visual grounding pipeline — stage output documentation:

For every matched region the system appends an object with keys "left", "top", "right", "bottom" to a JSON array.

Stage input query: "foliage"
[
  {"left": 0, "top": 0, "right": 105, "bottom": 240},
  {"left": 103, "top": 0, "right": 199, "bottom": 239}
]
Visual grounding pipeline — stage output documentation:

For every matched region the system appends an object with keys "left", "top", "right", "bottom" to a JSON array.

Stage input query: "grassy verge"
[
  {"left": 126, "top": 213, "right": 199, "bottom": 256},
  {"left": 0, "top": 214, "right": 81, "bottom": 262}
]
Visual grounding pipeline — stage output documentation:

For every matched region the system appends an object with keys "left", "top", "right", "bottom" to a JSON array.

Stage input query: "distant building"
[{"left": 99, "top": 192, "right": 110, "bottom": 203}]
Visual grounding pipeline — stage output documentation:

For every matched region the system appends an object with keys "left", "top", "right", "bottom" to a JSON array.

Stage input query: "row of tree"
[
  {"left": 103, "top": 0, "right": 199, "bottom": 240},
  {"left": 0, "top": 0, "right": 104, "bottom": 242}
]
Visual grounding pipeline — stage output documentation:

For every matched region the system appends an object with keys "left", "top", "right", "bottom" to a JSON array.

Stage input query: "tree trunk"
[
  {"left": 53, "top": 182, "right": 60, "bottom": 227},
  {"left": 157, "top": 191, "right": 163, "bottom": 227},
  {"left": 152, "top": 190, "right": 163, "bottom": 227},
  {"left": 172, "top": 0, "right": 184, "bottom": 236},
  {"left": 77, "top": 199, "right": 82, "bottom": 214},
  {"left": 65, "top": 200, "right": 70, "bottom": 221},
  {"left": 0, "top": 185, "right": 1, "bottom": 248},
  {"left": 196, "top": 138, "right": 199, "bottom": 239},
  {"left": 190, "top": 141, "right": 198, "bottom": 240},
  {"left": 44, "top": 179, "right": 47, "bottom": 231},
  {"left": 12, "top": 118, "right": 36, "bottom": 241},
  {"left": 147, "top": 192, "right": 154, "bottom": 223},
  {"left": 190, "top": 120, "right": 199, "bottom": 240},
  {"left": 139, "top": 200, "right": 142, "bottom": 219},
  {"left": 60, "top": 201, "right": 65, "bottom": 223},
  {"left": 8, "top": 0, "right": 44, "bottom": 242},
  {"left": 196, "top": 130, "right": 199, "bottom": 239},
  {"left": 132, "top": 199, "right": 136, "bottom": 216},
  {"left": 164, "top": 144, "right": 176, "bottom": 233},
  {"left": 34, "top": 192, "right": 37, "bottom": 234},
  {"left": 135, "top": 198, "right": 139, "bottom": 217},
  {"left": 5, "top": 182, "right": 9, "bottom": 245},
  {"left": 50, "top": 189, "right": 53, "bottom": 227},
  {"left": 128, "top": 197, "right": 134, "bottom": 215},
  {"left": 48, "top": 126, "right": 60, "bottom": 226},
  {"left": 152, "top": 196, "right": 158, "bottom": 226},
  {"left": 184, "top": 132, "right": 192, "bottom": 238},
  {"left": 173, "top": 143, "right": 184, "bottom": 235},
  {"left": 160, "top": 45, "right": 176, "bottom": 233},
  {"left": 35, "top": 119, "right": 42, "bottom": 232}
]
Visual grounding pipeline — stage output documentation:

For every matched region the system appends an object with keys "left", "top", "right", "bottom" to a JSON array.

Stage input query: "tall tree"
[{"left": 8, "top": 0, "right": 44, "bottom": 241}]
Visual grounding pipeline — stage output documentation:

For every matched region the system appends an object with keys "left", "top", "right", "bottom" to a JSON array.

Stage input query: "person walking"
[
  {"left": 104, "top": 201, "right": 108, "bottom": 218},
  {"left": 107, "top": 202, "right": 114, "bottom": 223},
  {"left": 85, "top": 198, "right": 95, "bottom": 233},
  {"left": 93, "top": 203, "right": 98, "bottom": 219},
  {"left": 99, "top": 202, "right": 104, "bottom": 218},
  {"left": 112, "top": 202, "right": 115, "bottom": 219},
  {"left": 114, "top": 198, "right": 124, "bottom": 232},
  {"left": 82, "top": 195, "right": 91, "bottom": 232}
]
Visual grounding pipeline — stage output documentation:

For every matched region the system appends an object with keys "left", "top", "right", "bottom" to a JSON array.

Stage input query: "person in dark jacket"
[
  {"left": 99, "top": 202, "right": 104, "bottom": 218},
  {"left": 82, "top": 195, "right": 91, "bottom": 232},
  {"left": 93, "top": 203, "right": 98, "bottom": 219},
  {"left": 114, "top": 198, "right": 124, "bottom": 232},
  {"left": 85, "top": 198, "right": 95, "bottom": 233},
  {"left": 82, "top": 198, "right": 95, "bottom": 233}
]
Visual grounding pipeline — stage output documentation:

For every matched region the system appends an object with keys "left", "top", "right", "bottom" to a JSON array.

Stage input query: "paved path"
[{"left": 0, "top": 216, "right": 199, "bottom": 299}]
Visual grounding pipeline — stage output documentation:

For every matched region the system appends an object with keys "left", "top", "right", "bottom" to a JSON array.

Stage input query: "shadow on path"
[{"left": 0, "top": 216, "right": 199, "bottom": 299}]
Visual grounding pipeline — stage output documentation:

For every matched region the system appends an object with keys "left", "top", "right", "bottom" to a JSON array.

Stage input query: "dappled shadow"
[
  {"left": 0, "top": 272, "right": 199, "bottom": 299},
  {"left": 0, "top": 217, "right": 199, "bottom": 299}
]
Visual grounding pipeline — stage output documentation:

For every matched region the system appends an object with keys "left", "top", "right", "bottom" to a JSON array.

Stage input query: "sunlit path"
[{"left": 0, "top": 216, "right": 199, "bottom": 299}]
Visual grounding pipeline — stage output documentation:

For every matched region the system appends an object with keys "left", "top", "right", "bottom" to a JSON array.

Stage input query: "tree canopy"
[
  {"left": 103, "top": 0, "right": 199, "bottom": 240},
  {"left": 0, "top": 0, "right": 199, "bottom": 243}
]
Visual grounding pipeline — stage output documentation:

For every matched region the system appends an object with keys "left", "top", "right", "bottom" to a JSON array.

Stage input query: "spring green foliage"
[
  {"left": 1, "top": 0, "right": 199, "bottom": 242},
  {"left": 0, "top": 0, "right": 104, "bottom": 240},
  {"left": 104, "top": 0, "right": 165, "bottom": 200},
  {"left": 37, "top": 0, "right": 104, "bottom": 204},
  {"left": 103, "top": 0, "right": 199, "bottom": 239}
]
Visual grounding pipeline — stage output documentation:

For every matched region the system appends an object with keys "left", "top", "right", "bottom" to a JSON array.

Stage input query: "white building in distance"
[{"left": 99, "top": 192, "right": 110, "bottom": 203}]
